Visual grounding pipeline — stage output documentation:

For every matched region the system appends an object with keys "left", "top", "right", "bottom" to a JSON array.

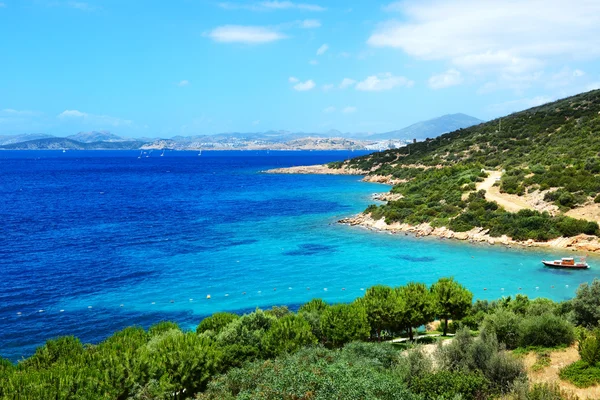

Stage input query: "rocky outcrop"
[
  {"left": 372, "top": 193, "right": 404, "bottom": 202},
  {"left": 339, "top": 213, "right": 600, "bottom": 253},
  {"left": 264, "top": 164, "right": 367, "bottom": 176}
]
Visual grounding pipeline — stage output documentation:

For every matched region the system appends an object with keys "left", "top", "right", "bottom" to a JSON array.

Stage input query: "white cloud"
[
  {"left": 370, "top": 0, "right": 600, "bottom": 80},
  {"left": 293, "top": 79, "right": 315, "bottom": 91},
  {"left": 309, "top": 59, "right": 318, "bottom": 65},
  {"left": 177, "top": 80, "right": 190, "bottom": 87},
  {"left": 59, "top": 109, "right": 88, "bottom": 118},
  {"left": 322, "top": 83, "right": 334, "bottom": 91},
  {"left": 218, "top": 1, "right": 325, "bottom": 11},
  {"left": 259, "top": 1, "right": 325, "bottom": 11},
  {"left": 339, "top": 78, "right": 356, "bottom": 89},
  {"left": 342, "top": 106, "right": 357, "bottom": 114},
  {"left": 587, "top": 82, "right": 600, "bottom": 91},
  {"left": 58, "top": 109, "right": 132, "bottom": 127},
  {"left": 288, "top": 76, "right": 299, "bottom": 83},
  {"left": 323, "top": 106, "right": 336, "bottom": 113},
  {"left": 546, "top": 67, "right": 586, "bottom": 89},
  {"left": 207, "top": 25, "right": 286, "bottom": 44},
  {"left": 355, "top": 73, "right": 413, "bottom": 91},
  {"left": 316, "top": 43, "right": 328, "bottom": 56},
  {"left": 253, "top": 120, "right": 261, "bottom": 125},
  {"left": 301, "top": 19, "right": 321, "bottom": 28},
  {"left": 428, "top": 69, "right": 463, "bottom": 89},
  {"left": 487, "top": 96, "right": 553, "bottom": 115},
  {"left": 67, "top": 2, "right": 98, "bottom": 11},
  {"left": 1, "top": 109, "right": 38, "bottom": 116}
]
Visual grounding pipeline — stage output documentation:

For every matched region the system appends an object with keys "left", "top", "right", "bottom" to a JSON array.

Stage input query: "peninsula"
[{"left": 267, "top": 89, "right": 600, "bottom": 253}]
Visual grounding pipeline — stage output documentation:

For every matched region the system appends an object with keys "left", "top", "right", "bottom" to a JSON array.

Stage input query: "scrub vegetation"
[
  {"left": 352, "top": 89, "right": 600, "bottom": 240},
  {"left": 2, "top": 278, "right": 600, "bottom": 399}
]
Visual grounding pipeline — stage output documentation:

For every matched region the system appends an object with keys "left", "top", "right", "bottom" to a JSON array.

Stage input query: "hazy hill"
[
  {"left": 0, "top": 133, "right": 54, "bottom": 146},
  {"left": 368, "top": 113, "right": 483, "bottom": 141},
  {"left": 0, "top": 138, "right": 145, "bottom": 150},
  {"left": 66, "top": 131, "right": 126, "bottom": 143}
]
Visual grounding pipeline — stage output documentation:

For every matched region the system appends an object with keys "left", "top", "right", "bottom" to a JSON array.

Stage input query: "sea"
[{"left": 0, "top": 150, "right": 598, "bottom": 362}]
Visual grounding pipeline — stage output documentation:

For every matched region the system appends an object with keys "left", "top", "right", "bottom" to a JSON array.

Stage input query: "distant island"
[
  {"left": 268, "top": 89, "right": 600, "bottom": 253},
  {"left": 0, "top": 113, "right": 482, "bottom": 151}
]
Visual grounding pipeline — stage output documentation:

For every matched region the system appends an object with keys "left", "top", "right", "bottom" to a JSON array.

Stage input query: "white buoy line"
[{"left": 13, "top": 284, "right": 575, "bottom": 316}]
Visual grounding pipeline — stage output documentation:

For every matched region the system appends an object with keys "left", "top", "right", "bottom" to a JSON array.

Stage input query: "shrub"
[
  {"left": 261, "top": 314, "right": 317, "bottom": 357},
  {"left": 481, "top": 309, "right": 521, "bottom": 349},
  {"left": 410, "top": 371, "right": 489, "bottom": 400},
  {"left": 526, "top": 298, "right": 558, "bottom": 317},
  {"left": 341, "top": 342, "right": 400, "bottom": 369},
  {"left": 321, "top": 302, "right": 370, "bottom": 348},
  {"left": 518, "top": 314, "right": 575, "bottom": 348},
  {"left": 578, "top": 329, "right": 600, "bottom": 366},
  {"left": 395, "top": 345, "right": 433, "bottom": 387},
  {"left": 485, "top": 351, "right": 527, "bottom": 394},
  {"left": 571, "top": 279, "right": 600, "bottom": 327},
  {"left": 148, "top": 321, "right": 180, "bottom": 336},
  {"left": 196, "top": 312, "right": 239, "bottom": 335},
  {"left": 198, "top": 346, "right": 421, "bottom": 400},
  {"left": 559, "top": 360, "right": 600, "bottom": 388}
]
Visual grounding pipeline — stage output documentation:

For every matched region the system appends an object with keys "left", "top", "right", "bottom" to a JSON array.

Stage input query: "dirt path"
[
  {"left": 522, "top": 346, "right": 600, "bottom": 399},
  {"left": 477, "top": 171, "right": 529, "bottom": 213}
]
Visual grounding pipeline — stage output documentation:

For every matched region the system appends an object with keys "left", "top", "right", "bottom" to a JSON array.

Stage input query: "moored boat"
[{"left": 542, "top": 257, "right": 589, "bottom": 269}]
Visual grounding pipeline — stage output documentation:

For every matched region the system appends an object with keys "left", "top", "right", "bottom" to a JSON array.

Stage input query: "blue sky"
[{"left": 1, "top": 0, "right": 599, "bottom": 138}]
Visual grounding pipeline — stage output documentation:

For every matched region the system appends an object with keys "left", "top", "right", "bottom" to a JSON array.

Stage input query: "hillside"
[
  {"left": 334, "top": 89, "right": 600, "bottom": 245},
  {"left": 66, "top": 131, "right": 126, "bottom": 143},
  {"left": 0, "top": 137, "right": 145, "bottom": 150},
  {"left": 0, "top": 133, "right": 54, "bottom": 146},
  {"left": 369, "top": 113, "right": 483, "bottom": 141}
]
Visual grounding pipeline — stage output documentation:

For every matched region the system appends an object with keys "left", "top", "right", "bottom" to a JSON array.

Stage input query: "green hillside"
[{"left": 341, "top": 89, "right": 600, "bottom": 240}]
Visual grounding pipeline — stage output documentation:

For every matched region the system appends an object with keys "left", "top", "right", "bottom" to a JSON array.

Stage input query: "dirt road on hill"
[{"left": 477, "top": 171, "right": 529, "bottom": 213}]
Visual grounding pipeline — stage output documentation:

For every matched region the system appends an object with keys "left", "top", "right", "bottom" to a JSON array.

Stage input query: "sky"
[{"left": 1, "top": 0, "right": 600, "bottom": 138}]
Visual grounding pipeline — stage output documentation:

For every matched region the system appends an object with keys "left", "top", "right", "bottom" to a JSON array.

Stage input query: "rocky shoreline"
[
  {"left": 267, "top": 164, "right": 600, "bottom": 253},
  {"left": 264, "top": 164, "right": 403, "bottom": 185},
  {"left": 340, "top": 213, "right": 600, "bottom": 253}
]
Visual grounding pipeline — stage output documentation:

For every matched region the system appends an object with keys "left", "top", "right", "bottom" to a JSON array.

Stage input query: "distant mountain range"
[
  {"left": 0, "top": 114, "right": 483, "bottom": 150},
  {"left": 368, "top": 113, "right": 484, "bottom": 141}
]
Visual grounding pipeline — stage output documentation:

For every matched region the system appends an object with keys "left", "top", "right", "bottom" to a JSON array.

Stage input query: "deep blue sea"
[{"left": 1, "top": 150, "right": 598, "bottom": 362}]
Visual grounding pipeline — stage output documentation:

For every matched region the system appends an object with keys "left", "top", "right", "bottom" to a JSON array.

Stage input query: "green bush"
[
  {"left": 410, "top": 371, "right": 489, "bottom": 400},
  {"left": 518, "top": 314, "right": 575, "bottom": 348},
  {"left": 571, "top": 279, "right": 600, "bottom": 327},
  {"left": 196, "top": 312, "right": 239, "bottom": 335},
  {"left": 485, "top": 351, "right": 527, "bottom": 394},
  {"left": 559, "top": 360, "right": 600, "bottom": 388},
  {"left": 578, "top": 329, "right": 600, "bottom": 366},
  {"left": 321, "top": 302, "right": 370, "bottom": 348},
  {"left": 481, "top": 309, "right": 521, "bottom": 349},
  {"left": 197, "top": 346, "right": 421, "bottom": 400}
]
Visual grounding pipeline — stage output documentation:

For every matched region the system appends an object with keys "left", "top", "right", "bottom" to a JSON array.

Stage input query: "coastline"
[
  {"left": 340, "top": 213, "right": 600, "bottom": 254},
  {"left": 268, "top": 163, "right": 600, "bottom": 254},
  {"left": 264, "top": 164, "right": 403, "bottom": 185}
]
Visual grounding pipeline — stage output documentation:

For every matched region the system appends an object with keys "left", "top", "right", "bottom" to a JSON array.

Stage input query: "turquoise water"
[{"left": 0, "top": 150, "right": 598, "bottom": 361}]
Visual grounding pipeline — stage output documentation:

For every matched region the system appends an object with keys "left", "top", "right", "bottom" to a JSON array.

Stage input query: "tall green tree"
[
  {"left": 298, "top": 298, "right": 329, "bottom": 342},
  {"left": 430, "top": 277, "right": 473, "bottom": 336},
  {"left": 321, "top": 302, "right": 370, "bottom": 347},
  {"left": 360, "top": 285, "right": 403, "bottom": 341},
  {"left": 196, "top": 312, "right": 239, "bottom": 335},
  {"left": 572, "top": 279, "right": 600, "bottom": 327},
  {"left": 261, "top": 314, "right": 317, "bottom": 357},
  {"left": 396, "top": 282, "right": 436, "bottom": 340}
]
